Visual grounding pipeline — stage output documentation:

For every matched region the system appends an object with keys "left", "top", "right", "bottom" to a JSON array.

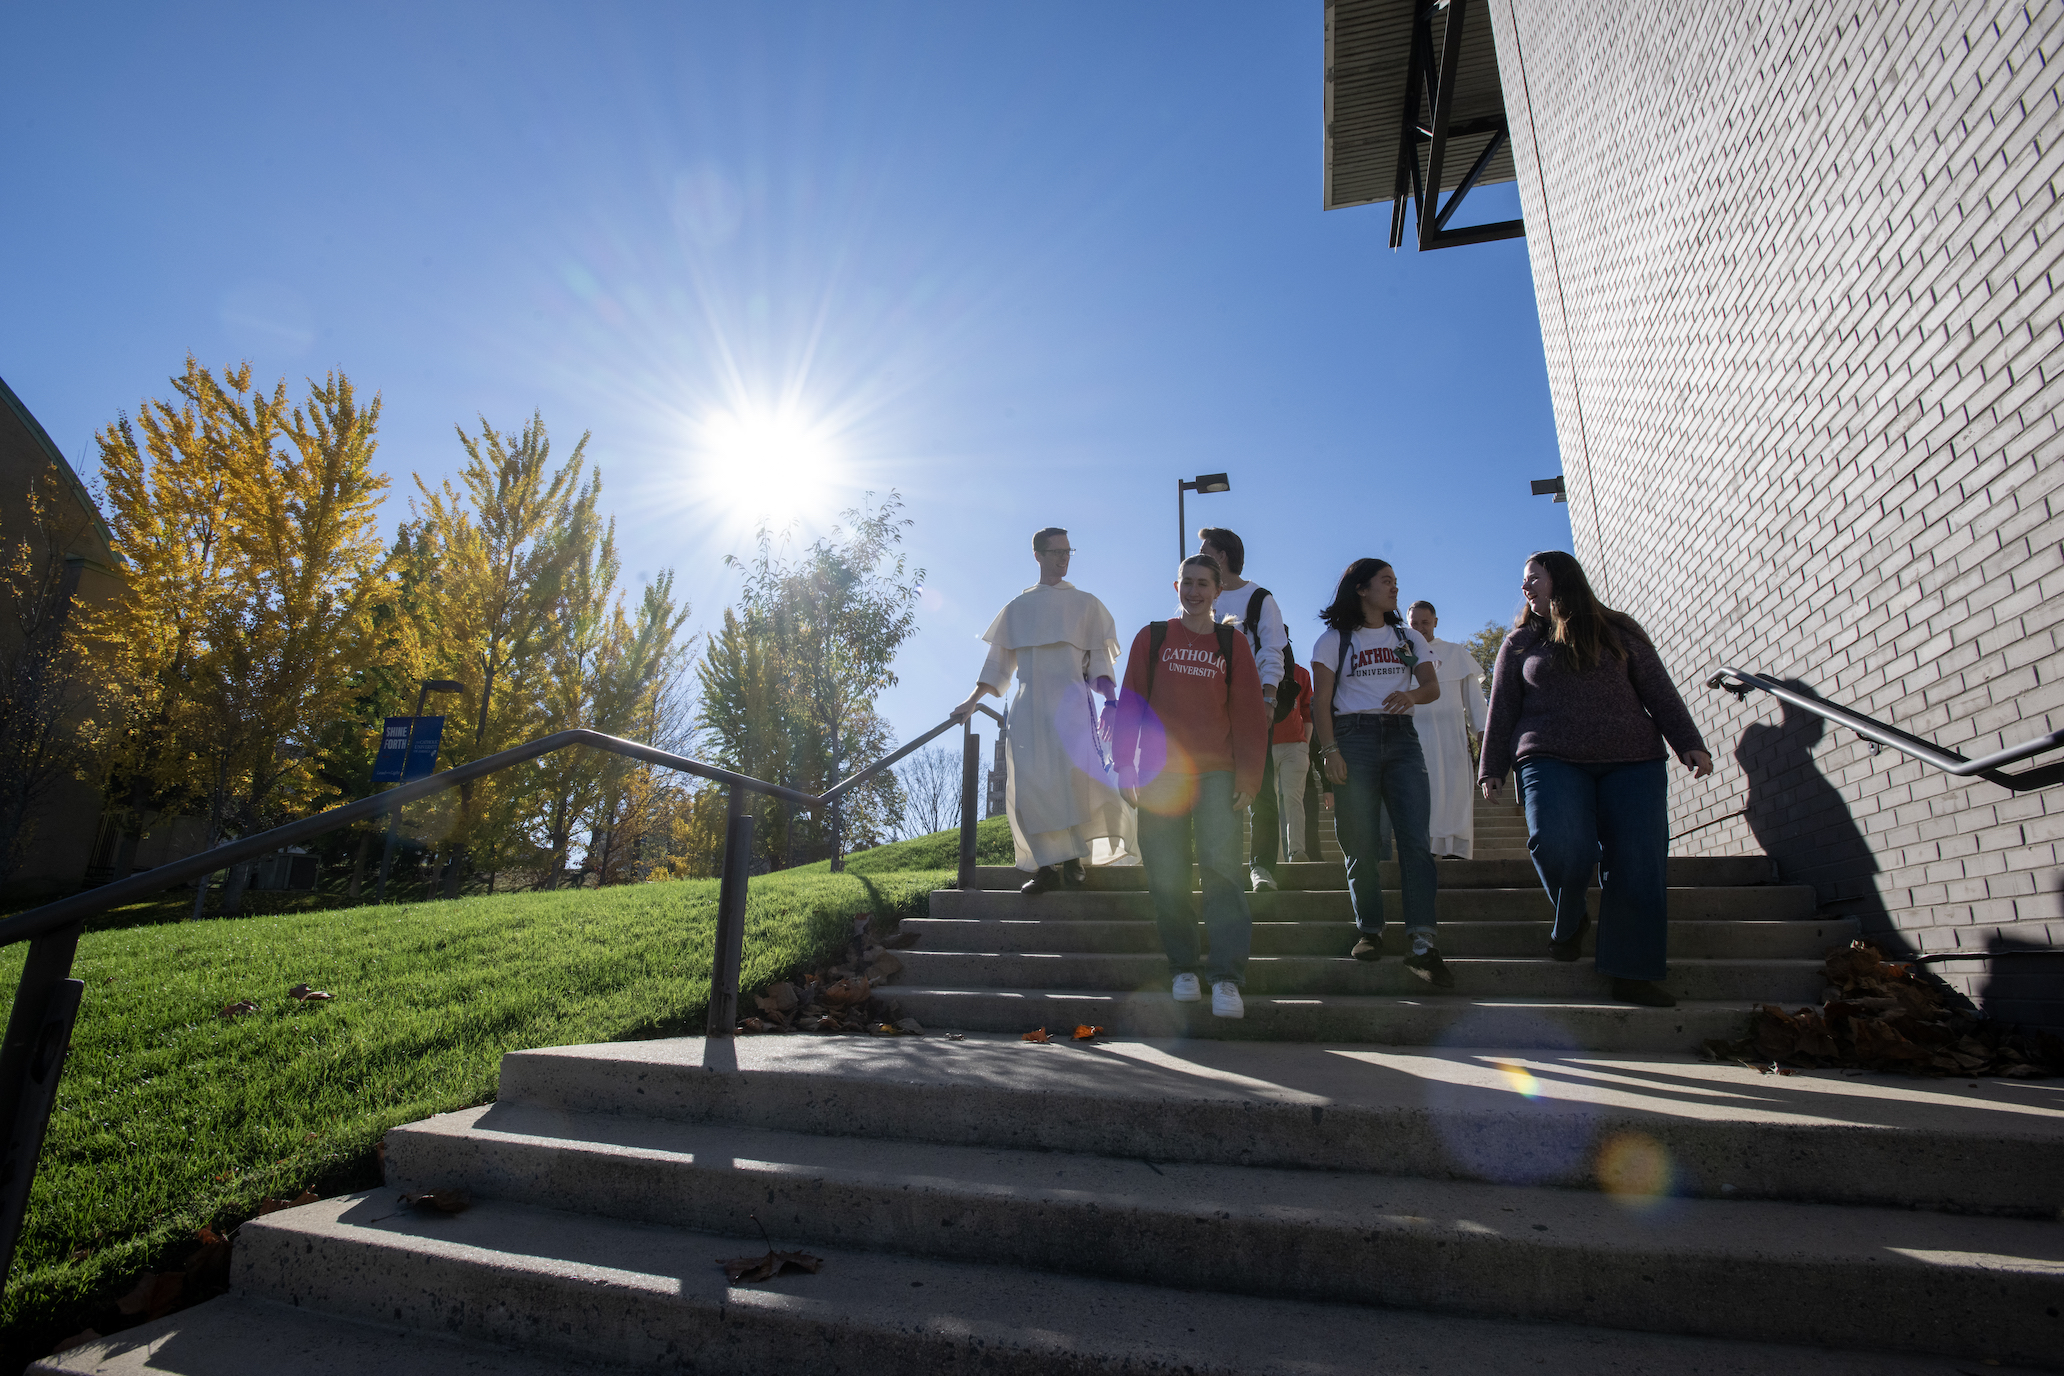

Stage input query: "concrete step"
[
  {"left": 882, "top": 986, "right": 1760, "bottom": 1048},
  {"left": 502, "top": 1035, "right": 2064, "bottom": 1216},
  {"left": 368, "top": 1107, "right": 2064, "bottom": 1362},
  {"left": 970, "top": 857, "right": 1776, "bottom": 890},
  {"left": 902, "top": 916, "right": 1861, "bottom": 958},
  {"left": 80, "top": 1201, "right": 2032, "bottom": 1376},
  {"left": 933, "top": 885, "right": 1819, "bottom": 922},
  {"left": 894, "top": 952, "right": 1828, "bottom": 1001}
]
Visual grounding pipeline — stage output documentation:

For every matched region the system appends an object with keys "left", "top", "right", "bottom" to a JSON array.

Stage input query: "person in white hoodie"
[{"left": 1196, "top": 527, "right": 1290, "bottom": 892}]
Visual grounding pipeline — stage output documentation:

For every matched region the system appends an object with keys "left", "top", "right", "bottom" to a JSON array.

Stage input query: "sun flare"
[{"left": 695, "top": 405, "right": 843, "bottom": 522}]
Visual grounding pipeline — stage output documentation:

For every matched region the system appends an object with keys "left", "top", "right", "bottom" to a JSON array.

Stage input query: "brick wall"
[{"left": 1486, "top": 0, "right": 2064, "bottom": 1026}]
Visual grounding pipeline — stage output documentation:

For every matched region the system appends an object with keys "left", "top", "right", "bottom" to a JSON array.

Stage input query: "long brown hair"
[{"left": 1513, "top": 550, "right": 1646, "bottom": 672}]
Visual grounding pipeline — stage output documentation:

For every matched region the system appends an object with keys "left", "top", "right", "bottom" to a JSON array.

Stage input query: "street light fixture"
[
  {"left": 1177, "top": 472, "right": 1232, "bottom": 561},
  {"left": 1531, "top": 476, "right": 1567, "bottom": 503},
  {"left": 375, "top": 679, "right": 466, "bottom": 903}
]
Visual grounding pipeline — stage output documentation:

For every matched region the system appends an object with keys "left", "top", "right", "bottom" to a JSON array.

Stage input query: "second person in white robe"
[{"left": 1409, "top": 602, "right": 1490, "bottom": 858}]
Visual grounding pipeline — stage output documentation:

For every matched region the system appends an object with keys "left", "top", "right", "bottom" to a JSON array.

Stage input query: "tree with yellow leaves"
[
  {"left": 97, "top": 359, "right": 395, "bottom": 912},
  {"left": 405, "top": 412, "right": 598, "bottom": 896}
]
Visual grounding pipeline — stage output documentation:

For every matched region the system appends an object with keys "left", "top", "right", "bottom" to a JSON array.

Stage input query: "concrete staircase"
[
  {"left": 44, "top": 790, "right": 2064, "bottom": 1374},
  {"left": 48, "top": 1037, "right": 2064, "bottom": 1373},
  {"left": 895, "top": 787, "right": 1825, "bottom": 1052}
]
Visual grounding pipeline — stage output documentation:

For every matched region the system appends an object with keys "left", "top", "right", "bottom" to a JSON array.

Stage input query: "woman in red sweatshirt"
[{"left": 1108, "top": 555, "right": 1269, "bottom": 1019}]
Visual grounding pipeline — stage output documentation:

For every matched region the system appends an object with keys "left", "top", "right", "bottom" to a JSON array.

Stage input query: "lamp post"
[
  {"left": 1177, "top": 472, "right": 1232, "bottom": 561},
  {"left": 375, "top": 679, "right": 465, "bottom": 903}
]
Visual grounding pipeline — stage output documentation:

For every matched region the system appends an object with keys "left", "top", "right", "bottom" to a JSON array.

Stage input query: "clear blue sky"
[{"left": 4, "top": 1, "right": 1572, "bottom": 746}]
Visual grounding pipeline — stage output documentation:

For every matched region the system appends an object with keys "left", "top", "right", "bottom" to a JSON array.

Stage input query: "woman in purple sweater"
[{"left": 1477, "top": 551, "right": 1713, "bottom": 1007}]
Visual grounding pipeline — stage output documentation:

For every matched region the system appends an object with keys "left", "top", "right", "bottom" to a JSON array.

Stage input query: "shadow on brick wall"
[
  {"left": 1972, "top": 937, "right": 2064, "bottom": 1033},
  {"left": 1970, "top": 873, "right": 2064, "bottom": 1032},
  {"left": 1733, "top": 681, "right": 1896, "bottom": 942}
]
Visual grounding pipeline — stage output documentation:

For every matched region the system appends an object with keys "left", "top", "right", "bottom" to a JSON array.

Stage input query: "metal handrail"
[
  {"left": 0, "top": 729, "right": 816, "bottom": 949},
  {"left": 0, "top": 712, "right": 989, "bottom": 1287},
  {"left": 1708, "top": 668, "right": 2064, "bottom": 792}
]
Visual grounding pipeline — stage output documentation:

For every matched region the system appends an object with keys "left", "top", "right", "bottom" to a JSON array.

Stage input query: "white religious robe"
[
  {"left": 978, "top": 581, "right": 1137, "bottom": 871},
  {"left": 1421, "top": 636, "right": 1490, "bottom": 858}
]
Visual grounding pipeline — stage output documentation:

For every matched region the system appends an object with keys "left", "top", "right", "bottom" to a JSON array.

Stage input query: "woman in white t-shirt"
[{"left": 1311, "top": 558, "right": 1450, "bottom": 987}]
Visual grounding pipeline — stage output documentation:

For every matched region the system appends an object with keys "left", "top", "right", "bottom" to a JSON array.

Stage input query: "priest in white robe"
[
  {"left": 1408, "top": 601, "right": 1490, "bottom": 859},
  {"left": 952, "top": 527, "right": 1135, "bottom": 894}
]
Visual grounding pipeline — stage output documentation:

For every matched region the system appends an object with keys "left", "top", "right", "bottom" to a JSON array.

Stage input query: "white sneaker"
[
  {"left": 1249, "top": 864, "right": 1278, "bottom": 892},
  {"left": 1172, "top": 972, "right": 1202, "bottom": 1002},
  {"left": 1211, "top": 980, "right": 1245, "bottom": 1018}
]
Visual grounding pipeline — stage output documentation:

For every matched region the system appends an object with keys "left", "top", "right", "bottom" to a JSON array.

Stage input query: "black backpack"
[
  {"left": 1244, "top": 587, "right": 1300, "bottom": 724},
  {"left": 1146, "top": 619, "right": 1239, "bottom": 706}
]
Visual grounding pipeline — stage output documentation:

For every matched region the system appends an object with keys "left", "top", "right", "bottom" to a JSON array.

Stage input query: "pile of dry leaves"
[
  {"left": 46, "top": 1192, "right": 321, "bottom": 1358},
  {"left": 1704, "top": 940, "right": 2064, "bottom": 1077},
  {"left": 736, "top": 913, "right": 923, "bottom": 1037}
]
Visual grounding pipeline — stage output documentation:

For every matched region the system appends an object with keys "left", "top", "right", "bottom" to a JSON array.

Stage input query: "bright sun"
[{"left": 696, "top": 405, "right": 842, "bottom": 521}]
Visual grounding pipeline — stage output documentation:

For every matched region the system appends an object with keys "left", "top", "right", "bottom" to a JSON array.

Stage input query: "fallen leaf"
[
  {"left": 755, "top": 983, "right": 800, "bottom": 1014},
  {"left": 115, "top": 1271, "right": 184, "bottom": 1320},
  {"left": 1071, "top": 1024, "right": 1105, "bottom": 1041},
  {"left": 947, "top": 1033, "right": 966, "bottom": 1041},
  {"left": 286, "top": 983, "right": 333, "bottom": 1002},
  {"left": 869, "top": 1022, "right": 900, "bottom": 1035},
  {"left": 398, "top": 1189, "right": 470, "bottom": 1214},
  {"left": 69, "top": 1248, "right": 90, "bottom": 1263},
  {"left": 881, "top": 931, "right": 921, "bottom": 950},
  {"left": 1021, "top": 1027, "right": 1050, "bottom": 1043},
  {"left": 895, "top": 1018, "right": 924, "bottom": 1034},
  {"left": 820, "top": 976, "right": 871, "bottom": 1007},
  {"left": 49, "top": 1330, "right": 101, "bottom": 1355},
  {"left": 718, "top": 1213, "right": 825, "bottom": 1285},
  {"left": 219, "top": 1000, "right": 259, "bottom": 1019},
  {"left": 722, "top": 1248, "right": 823, "bottom": 1283},
  {"left": 256, "top": 1190, "right": 320, "bottom": 1217},
  {"left": 738, "top": 1017, "right": 767, "bottom": 1033},
  {"left": 183, "top": 1226, "right": 233, "bottom": 1295}
]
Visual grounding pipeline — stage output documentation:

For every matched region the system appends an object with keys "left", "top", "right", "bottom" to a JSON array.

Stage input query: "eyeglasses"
[{"left": 1037, "top": 547, "right": 1077, "bottom": 556}]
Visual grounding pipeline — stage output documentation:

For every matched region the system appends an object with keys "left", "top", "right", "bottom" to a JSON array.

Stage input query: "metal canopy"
[{"left": 1323, "top": 0, "right": 1524, "bottom": 251}]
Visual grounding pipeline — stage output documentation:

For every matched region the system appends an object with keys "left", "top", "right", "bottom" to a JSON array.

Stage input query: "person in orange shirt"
[{"left": 1108, "top": 555, "right": 1269, "bottom": 1019}]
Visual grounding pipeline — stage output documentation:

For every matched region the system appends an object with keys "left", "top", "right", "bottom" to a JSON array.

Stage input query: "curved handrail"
[
  {"left": 0, "top": 728, "right": 817, "bottom": 949},
  {"left": 1708, "top": 668, "right": 2064, "bottom": 792}
]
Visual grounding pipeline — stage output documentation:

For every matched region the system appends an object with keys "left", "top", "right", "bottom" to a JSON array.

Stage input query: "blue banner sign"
[
  {"left": 371, "top": 716, "right": 448, "bottom": 783},
  {"left": 371, "top": 717, "right": 413, "bottom": 782},
  {"left": 404, "top": 716, "right": 445, "bottom": 780}
]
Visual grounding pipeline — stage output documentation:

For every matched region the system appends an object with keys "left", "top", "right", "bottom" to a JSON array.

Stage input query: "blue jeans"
[
  {"left": 1137, "top": 770, "right": 1252, "bottom": 987},
  {"left": 1516, "top": 756, "right": 1669, "bottom": 980},
  {"left": 1333, "top": 716, "right": 1437, "bottom": 939}
]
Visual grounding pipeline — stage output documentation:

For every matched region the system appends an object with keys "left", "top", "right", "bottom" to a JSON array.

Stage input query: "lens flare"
[
  {"left": 1491, "top": 1059, "right": 1541, "bottom": 1099},
  {"left": 1595, "top": 1131, "right": 1675, "bottom": 1206}
]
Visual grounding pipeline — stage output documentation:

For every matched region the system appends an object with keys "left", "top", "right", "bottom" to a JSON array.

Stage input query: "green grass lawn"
[
  {"left": 791, "top": 813, "right": 1017, "bottom": 875},
  {"left": 0, "top": 858, "right": 950, "bottom": 1355}
]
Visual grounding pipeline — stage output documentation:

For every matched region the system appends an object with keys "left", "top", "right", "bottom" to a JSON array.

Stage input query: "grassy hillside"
[
  {"left": 0, "top": 866, "right": 944, "bottom": 1356},
  {"left": 794, "top": 814, "right": 1016, "bottom": 875}
]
